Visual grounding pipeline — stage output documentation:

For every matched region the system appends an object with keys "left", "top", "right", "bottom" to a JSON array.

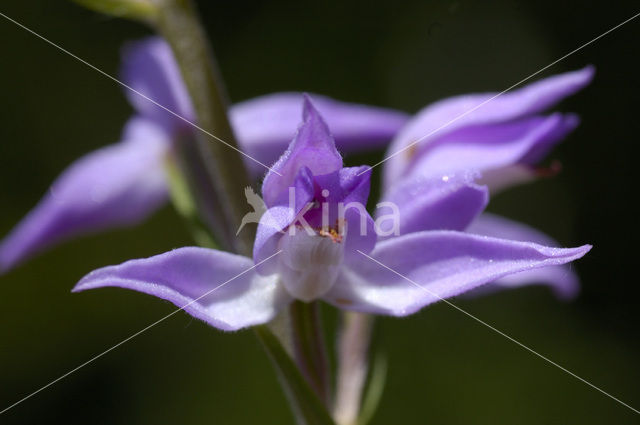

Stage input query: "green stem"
[
  {"left": 152, "top": 0, "right": 254, "bottom": 256},
  {"left": 290, "top": 301, "right": 332, "bottom": 407},
  {"left": 164, "top": 154, "right": 217, "bottom": 248},
  {"left": 255, "top": 325, "right": 336, "bottom": 425}
]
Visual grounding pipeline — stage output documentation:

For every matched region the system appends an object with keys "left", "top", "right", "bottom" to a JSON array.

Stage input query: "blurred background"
[{"left": 1, "top": 0, "right": 638, "bottom": 423}]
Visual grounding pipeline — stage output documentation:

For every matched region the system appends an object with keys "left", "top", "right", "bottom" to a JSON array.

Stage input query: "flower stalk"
[
  {"left": 255, "top": 325, "right": 336, "bottom": 425},
  {"left": 290, "top": 301, "right": 332, "bottom": 408},
  {"left": 333, "top": 313, "right": 374, "bottom": 425},
  {"left": 152, "top": 0, "right": 254, "bottom": 255}
]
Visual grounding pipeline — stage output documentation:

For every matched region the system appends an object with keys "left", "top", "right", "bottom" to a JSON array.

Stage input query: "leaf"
[
  {"left": 72, "top": 0, "right": 157, "bottom": 22},
  {"left": 254, "top": 325, "right": 336, "bottom": 425}
]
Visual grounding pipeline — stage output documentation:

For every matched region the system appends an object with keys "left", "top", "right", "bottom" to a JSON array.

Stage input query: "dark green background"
[{"left": 1, "top": 1, "right": 638, "bottom": 424}]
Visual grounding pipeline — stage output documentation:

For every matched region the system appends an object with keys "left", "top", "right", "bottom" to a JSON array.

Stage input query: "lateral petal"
[
  {"left": 384, "top": 66, "right": 593, "bottom": 186},
  {"left": 466, "top": 213, "right": 581, "bottom": 298},
  {"left": 377, "top": 172, "right": 488, "bottom": 238},
  {"left": 0, "top": 119, "right": 169, "bottom": 273},
  {"left": 325, "top": 231, "right": 590, "bottom": 315},
  {"left": 387, "top": 113, "right": 578, "bottom": 187},
  {"left": 74, "top": 247, "right": 290, "bottom": 331},
  {"left": 120, "top": 37, "right": 194, "bottom": 132}
]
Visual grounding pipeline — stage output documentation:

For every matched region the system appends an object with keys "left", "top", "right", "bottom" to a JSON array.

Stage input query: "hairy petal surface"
[
  {"left": 0, "top": 119, "right": 169, "bottom": 273},
  {"left": 384, "top": 66, "right": 594, "bottom": 187},
  {"left": 74, "top": 247, "right": 290, "bottom": 331},
  {"left": 325, "top": 231, "right": 591, "bottom": 315},
  {"left": 261, "top": 95, "right": 342, "bottom": 207},
  {"left": 466, "top": 213, "right": 580, "bottom": 298},
  {"left": 230, "top": 93, "right": 409, "bottom": 174}
]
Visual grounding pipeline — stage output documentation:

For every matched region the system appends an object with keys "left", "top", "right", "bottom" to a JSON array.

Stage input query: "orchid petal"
[
  {"left": 120, "top": 37, "right": 194, "bottom": 132},
  {"left": 0, "top": 119, "right": 169, "bottom": 273},
  {"left": 230, "top": 93, "right": 409, "bottom": 174},
  {"left": 261, "top": 95, "right": 342, "bottom": 207},
  {"left": 73, "top": 247, "right": 290, "bottom": 331},
  {"left": 478, "top": 164, "right": 538, "bottom": 194},
  {"left": 377, "top": 172, "right": 488, "bottom": 238},
  {"left": 253, "top": 167, "right": 315, "bottom": 275},
  {"left": 384, "top": 66, "right": 594, "bottom": 186},
  {"left": 388, "top": 113, "right": 578, "bottom": 187},
  {"left": 310, "top": 166, "right": 376, "bottom": 258},
  {"left": 325, "top": 231, "right": 590, "bottom": 315},
  {"left": 466, "top": 213, "right": 580, "bottom": 298}
]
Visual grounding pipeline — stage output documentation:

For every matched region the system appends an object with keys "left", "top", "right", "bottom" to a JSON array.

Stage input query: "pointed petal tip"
[
  {"left": 557, "top": 64, "right": 596, "bottom": 93},
  {"left": 301, "top": 92, "right": 313, "bottom": 103},
  {"left": 579, "top": 64, "right": 596, "bottom": 81},
  {"left": 577, "top": 243, "right": 593, "bottom": 256},
  {"left": 551, "top": 65, "right": 595, "bottom": 89},
  {"left": 541, "top": 242, "right": 591, "bottom": 265},
  {"left": 301, "top": 93, "right": 320, "bottom": 121}
]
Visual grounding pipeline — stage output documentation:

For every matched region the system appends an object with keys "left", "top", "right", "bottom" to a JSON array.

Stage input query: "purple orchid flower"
[
  {"left": 0, "top": 37, "right": 408, "bottom": 273},
  {"left": 377, "top": 67, "right": 594, "bottom": 298},
  {"left": 382, "top": 66, "right": 594, "bottom": 192},
  {"left": 73, "top": 97, "right": 590, "bottom": 331}
]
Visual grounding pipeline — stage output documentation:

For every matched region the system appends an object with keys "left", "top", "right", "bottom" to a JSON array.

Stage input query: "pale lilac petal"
[
  {"left": 384, "top": 66, "right": 594, "bottom": 186},
  {"left": 120, "top": 37, "right": 194, "bottom": 132},
  {"left": 230, "top": 93, "right": 409, "bottom": 174},
  {"left": 261, "top": 95, "right": 342, "bottom": 207},
  {"left": 388, "top": 113, "right": 578, "bottom": 186},
  {"left": 254, "top": 166, "right": 376, "bottom": 274},
  {"left": 121, "top": 115, "right": 171, "bottom": 142},
  {"left": 377, "top": 172, "right": 488, "bottom": 238},
  {"left": 466, "top": 213, "right": 580, "bottom": 298},
  {"left": 0, "top": 119, "right": 169, "bottom": 273},
  {"left": 277, "top": 230, "right": 345, "bottom": 302},
  {"left": 74, "top": 247, "right": 290, "bottom": 331},
  {"left": 478, "top": 164, "right": 537, "bottom": 194},
  {"left": 253, "top": 167, "right": 315, "bottom": 275},
  {"left": 324, "top": 231, "right": 590, "bottom": 315}
]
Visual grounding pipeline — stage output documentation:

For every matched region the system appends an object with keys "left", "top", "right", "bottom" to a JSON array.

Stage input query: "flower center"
[{"left": 277, "top": 225, "right": 344, "bottom": 302}]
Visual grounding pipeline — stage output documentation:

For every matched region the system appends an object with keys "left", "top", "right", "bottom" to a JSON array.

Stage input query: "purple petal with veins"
[
  {"left": 325, "top": 231, "right": 590, "bottom": 315},
  {"left": 466, "top": 213, "right": 581, "bottom": 299},
  {"left": 384, "top": 66, "right": 593, "bottom": 189},
  {"left": 74, "top": 247, "right": 291, "bottom": 331}
]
